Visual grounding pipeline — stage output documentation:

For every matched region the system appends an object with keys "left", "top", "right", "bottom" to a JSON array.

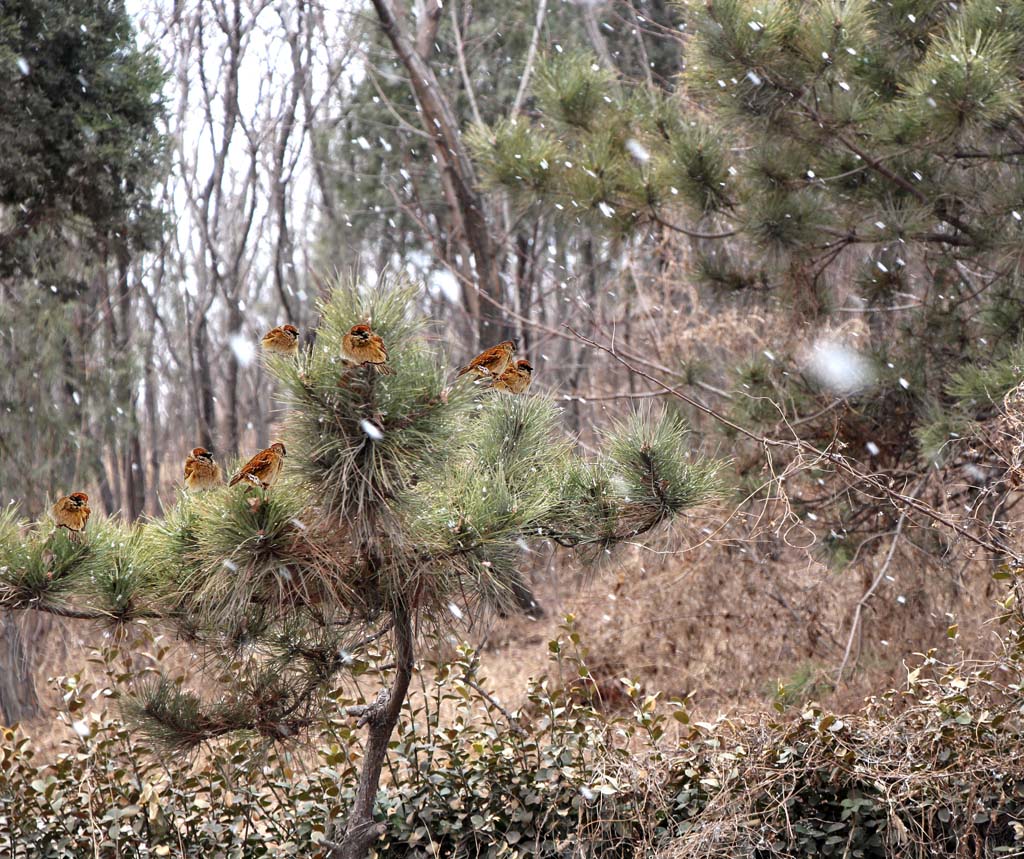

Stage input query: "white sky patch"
[
  {"left": 804, "top": 339, "right": 875, "bottom": 396},
  {"left": 229, "top": 333, "right": 256, "bottom": 367},
  {"left": 17, "top": 57, "right": 30, "bottom": 75},
  {"left": 359, "top": 419, "right": 384, "bottom": 441},
  {"left": 448, "top": 601, "right": 464, "bottom": 620}
]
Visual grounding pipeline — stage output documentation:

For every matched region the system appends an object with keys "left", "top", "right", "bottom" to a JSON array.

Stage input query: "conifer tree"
[
  {"left": 0, "top": 275, "right": 721, "bottom": 859},
  {"left": 470, "top": 0, "right": 1024, "bottom": 519}
]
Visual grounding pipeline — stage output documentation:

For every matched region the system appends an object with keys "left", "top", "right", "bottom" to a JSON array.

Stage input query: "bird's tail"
[
  {"left": 375, "top": 364, "right": 396, "bottom": 376},
  {"left": 228, "top": 473, "right": 242, "bottom": 487}
]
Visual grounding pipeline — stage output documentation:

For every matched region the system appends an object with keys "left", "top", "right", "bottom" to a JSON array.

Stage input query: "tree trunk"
[
  {"left": 143, "top": 333, "right": 161, "bottom": 514},
  {"left": 0, "top": 615, "right": 39, "bottom": 725},
  {"left": 367, "top": 0, "right": 512, "bottom": 346},
  {"left": 327, "top": 605, "right": 415, "bottom": 859},
  {"left": 225, "top": 301, "right": 243, "bottom": 457},
  {"left": 113, "top": 242, "right": 146, "bottom": 521},
  {"left": 193, "top": 316, "right": 216, "bottom": 450}
]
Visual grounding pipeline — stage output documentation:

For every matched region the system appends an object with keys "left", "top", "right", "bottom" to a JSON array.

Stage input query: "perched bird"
[
  {"left": 183, "top": 447, "right": 222, "bottom": 491},
  {"left": 229, "top": 442, "right": 287, "bottom": 489},
  {"left": 52, "top": 492, "right": 91, "bottom": 540},
  {"left": 492, "top": 358, "right": 534, "bottom": 394},
  {"left": 341, "top": 324, "right": 394, "bottom": 375},
  {"left": 261, "top": 324, "right": 300, "bottom": 356},
  {"left": 457, "top": 339, "right": 516, "bottom": 379}
]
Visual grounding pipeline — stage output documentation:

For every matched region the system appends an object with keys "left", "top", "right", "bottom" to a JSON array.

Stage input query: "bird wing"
[
  {"left": 230, "top": 449, "right": 274, "bottom": 486},
  {"left": 459, "top": 344, "right": 502, "bottom": 376}
]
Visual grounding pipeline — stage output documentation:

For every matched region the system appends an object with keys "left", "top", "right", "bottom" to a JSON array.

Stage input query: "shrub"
[{"left": 5, "top": 603, "right": 1024, "bottom": 858}]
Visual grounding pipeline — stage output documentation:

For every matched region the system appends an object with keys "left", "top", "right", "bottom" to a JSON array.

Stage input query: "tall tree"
[{"left": 320, "top": 0, "right": 683, "bottom": 354}]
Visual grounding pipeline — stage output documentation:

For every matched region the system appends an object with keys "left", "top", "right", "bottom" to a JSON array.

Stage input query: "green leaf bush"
[{"left": 6, "top": 601, "right": 1024, "bottom": 858}]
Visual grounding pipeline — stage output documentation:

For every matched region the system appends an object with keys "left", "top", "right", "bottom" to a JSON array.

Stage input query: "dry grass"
[{"left": 467, "top": 504, "right": 1006, "bottom": 722}]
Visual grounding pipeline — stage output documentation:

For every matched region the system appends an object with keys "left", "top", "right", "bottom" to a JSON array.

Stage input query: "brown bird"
[
  {"left": 492, "top": 358, "right": 534, "bottom": 394},
  {"left": 183, "top": 447, "right": 223, "bottom": 491},
  {"left": 457, "top": 340, "right": 516, "bottom": 379},
  {"left": 52, "top": 492, "right": 91, "bottom": 540},
  {"left": 229, "top": 442, "right": 287, "bottom": 489},
  {"left": 261, "top": 324, "right": 300, "bottom": 356},
  {"left": 341, "top": 324, "right": 394, "bottom": 375}
]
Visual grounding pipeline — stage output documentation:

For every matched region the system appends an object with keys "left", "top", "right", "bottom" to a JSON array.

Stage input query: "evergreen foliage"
[
  {"left": 0, "top": 0, "right": 167, "bottom": 515},
  {"left": 0, "top": 0, "right": 165, "bottom": 278},
  {"left": 469, "top": 0, "right": 1024, "bottom": 537},
  {"left": 0, "top": 275, "right": 720, "bottom": 849}
]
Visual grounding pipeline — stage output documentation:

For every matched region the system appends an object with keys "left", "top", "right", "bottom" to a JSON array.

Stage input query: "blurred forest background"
[{"left": 3, "top": 0, "right": 1024, "bottom": 767}]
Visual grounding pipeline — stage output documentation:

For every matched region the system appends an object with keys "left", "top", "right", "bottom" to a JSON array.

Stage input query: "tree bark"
[
  {"left": 327, "top": 604, "right": 415, "bottom": 859},
  {"left": 225, "top": 300, "right": 243, "bottom": 457},
  {"left": 193, "top": 316, "right": 216, "bottom": 450},
  {"left": 367, "top": 0, "right": 512, "bottom": 345},
  {"left": 0, "top": 615, "right": 39, "bottom": 725},
  {"left": 111, "top": 241, "right": 146, "bottom": 521}
]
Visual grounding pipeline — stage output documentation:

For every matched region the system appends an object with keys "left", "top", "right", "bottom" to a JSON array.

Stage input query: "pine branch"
[{"left": 567, "top": 325, "right": 1020, "bottom": 563}]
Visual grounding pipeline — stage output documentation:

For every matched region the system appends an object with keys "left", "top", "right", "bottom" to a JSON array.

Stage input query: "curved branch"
[{"left": 650, "top": 209, "right": 737, "bottom": 239}]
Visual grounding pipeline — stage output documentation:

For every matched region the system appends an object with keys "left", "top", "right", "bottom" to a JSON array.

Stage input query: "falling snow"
[
  {"left": 805, "top": 340, "right": 875, "bottom": 395},
  {"left": 625, "top": 138, "right": 650, "bottom": 163},
  {"left": 359, "top": 419, "right": 384, "bottom": 441},
  {"left": 229, "top": 334, "right": 256, "bottom": 367}
]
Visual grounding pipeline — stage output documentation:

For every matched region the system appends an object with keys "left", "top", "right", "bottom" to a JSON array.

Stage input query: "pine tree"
[
  {"left": 0, "top": 275, "right": 721, "bottom": 859},
  {"left": 470, "top": 0, "right": 1024, "bottom": 526},
  {"left": 320, "top": 0, "right": 683, "bottom": 281}
]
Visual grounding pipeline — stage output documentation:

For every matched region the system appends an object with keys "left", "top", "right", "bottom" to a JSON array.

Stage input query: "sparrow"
[
  {"left": 341, "top": 324, "right": 394, "bottom": 375},
  {"left": 492, "top": 358, "right": 534, "bottom": 394},
  {"left": 261, "top": 325, "right": 300, "bottom": 356},
  {"left": 457, "top": 340, "right": 516, "bottom": 379},
  {"left": 52, "top": 492, "right": 90, "bottom": 540},
  {"left": 183, "top": 447, "right": 222, "bottom": 491},
  {"left": 229, "top": 442, "right": 287, "bottom": 489}
]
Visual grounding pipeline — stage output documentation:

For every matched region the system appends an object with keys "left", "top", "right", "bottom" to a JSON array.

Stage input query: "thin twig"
[
  {"left": 567, "top": 325, "right": 1018, "bottom": 563},
  {"left": 835, "top": 481, "right": 923, "bottom": 685},
  {"left": 450, "top": 0, "right": 483, "bottom": 127},
  {"left": 511, "top": 0, "right": 548, "bottom": 119},
  {"left": 650, "top": 209, "right": 737, "bottom": 240},
  {"left": 463, "top": 676, "right": 527, "bottom": 735}
]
